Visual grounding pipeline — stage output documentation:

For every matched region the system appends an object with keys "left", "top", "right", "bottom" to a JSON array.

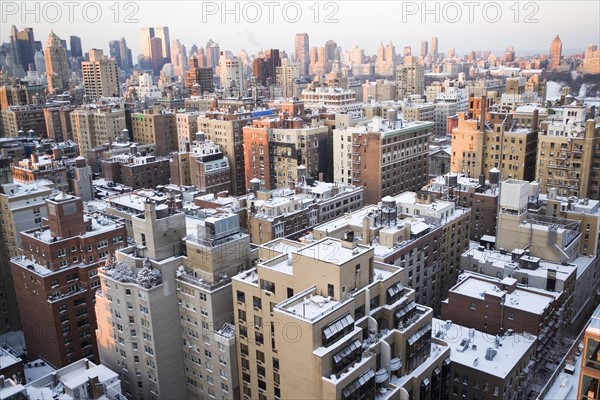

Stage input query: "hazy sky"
[{"left": 2, "top": 1, "right": 599, "bottom": 57}]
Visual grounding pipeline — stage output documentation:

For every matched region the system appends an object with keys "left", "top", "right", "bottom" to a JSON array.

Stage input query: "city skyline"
[{"left": 1, "top": 1, "right": 599, "bottom": 59}]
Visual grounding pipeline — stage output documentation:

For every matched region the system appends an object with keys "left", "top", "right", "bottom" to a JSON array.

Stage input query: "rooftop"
[
  {"left": 432, "top": 318, "right": 536, "bottom": 379},
  {"left": 295, "top": 238, "right": 371, "bottom": 266},
  {"left": 22, "top": 212, "right": 122, "bottom": 244},
  {"left": 450, "top": 273, "right": 557, "bottom": 315},
  {"left": 464, "top": 244, "right": 578, "bottom": 281},
  {"left": 0, "top": 347, "right": 22, "bottom": 371},
  {"left": 337, "top": 117, "right": 434, "bottom": 138},
  {"left": 0, "top": 180, "right": 55, "bottom": 198},
  {"left": 25, "top": 358, "right": 120, "bottom": 400},
  {"left": 274, "top": 286, "right": 353, "bottom": 323}
]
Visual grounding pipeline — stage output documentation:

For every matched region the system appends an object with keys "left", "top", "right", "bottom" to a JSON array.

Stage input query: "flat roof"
[
  {"left": 432, "top": 318, "right": 536, "bottom": 379},
  {"left": 294, "top": 238, "right": 371, "bottom": 266},
  {"left": 450, "top": 274, "right": 556, "bottom": 315}
]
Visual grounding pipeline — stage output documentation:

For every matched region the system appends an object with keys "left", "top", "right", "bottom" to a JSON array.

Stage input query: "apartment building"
[
  {"left": 0, "top": 180, "right": 55, "bottom": 333},
  {"left": 12, "top": 154, "right": 69, "bottom": 193},
  {"left": 247, "top": 180, "right": 364, "bottom": 245},
  {"left": 470, "top": 179, "right": 600, "bottom": 329},
  {"left": 243, "top": 116, "right": 331, "bottom": 190},
  {"left": 1, "top": 105, "right": 47, "bottom": 138},
  {"left": 170, "top": 139, "right": 231, "bottom": 194},
  {"left": 197, "top": 109, "right": 257, "bottom": 196},
  {"left": 233, "top": 236, "right": 451, "bottom": 400},
  {"left": 450, "top": 104, "right": 539, "bottom": 182},
  {"left": 101, "top": 152, "right": 171, "bottom": 190},
  {"left": 441, "top": 272, "right": 560, "bottom": 352},
  {"left": 96, "top": 201, "right": 252, "bottom": 399},
  {"left": 176, "top": 211, "right": 252, "bottom": 399},
  {"left": 432, "top": 318, "right": 537, "bottom": 400},
  {"left": 131, "top": 110, "right": 178, "bottom": 156},
  {"left": 334, "top": 115, "right": 433, "bottom": 205},
  {"left": 422, "top": 174, "right": 499, "bottom": 241},
  {"left": 10, "top": 193, "right": 126, "bottom": 368},
  {"left": 81, "top": 54, "right": 120, "bottom": 99},
  {"left": 312, "top": 191, "right": 470, "bottom": 312},
  {"left": 44, "top": 105, "right": 73, "bottom": 142},
  {"left": 70, "top": 105, "right": 126, "bottom": 156},
  {"left": 536, "top": 102, "right": 600, "bottom": 198},
  {"left": 175, "top": 111, "right": 199, "bottom": 152}
]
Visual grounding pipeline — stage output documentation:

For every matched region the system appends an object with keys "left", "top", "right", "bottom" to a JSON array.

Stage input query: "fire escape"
[
  {"left": 352, "top": 134, "right": 363, "bottom": 184},
  {"left": 546, "top": 141, "right": 581, "bottom": 196}
]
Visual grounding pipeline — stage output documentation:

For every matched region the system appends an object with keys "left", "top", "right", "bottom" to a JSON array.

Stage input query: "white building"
[{"left": 219, "top": 51, "right": 244, "bottom": 97}]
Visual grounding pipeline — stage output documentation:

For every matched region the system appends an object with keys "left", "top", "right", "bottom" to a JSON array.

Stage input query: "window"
[
  {"left": 255, "top": 331, "right": 264, "bottom": 345},
  {"left": 508, "top": 312, "right": 514, "bottom": 320},
  {"left": 260, "top": 279, "right": 275, "bottom": 294},
  {"left": 237, "top": 290, "right": 245, "bottom": 303},
  {"left": 253, "top": 296, "right": 262, "bottom": 310},
  {"left": 470, "top": 302, "right": 476, "bottom": 310}
]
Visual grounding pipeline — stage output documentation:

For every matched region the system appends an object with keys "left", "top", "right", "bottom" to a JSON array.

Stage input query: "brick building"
[
  {"left": 10, "top": 192, "right": 126, "bottom": 368},
  {"left": 102, "top": 151, "right": 171, "bottom": 190},
  {"left": 334, "top": 115, "right": 433, "bottom": 205}
]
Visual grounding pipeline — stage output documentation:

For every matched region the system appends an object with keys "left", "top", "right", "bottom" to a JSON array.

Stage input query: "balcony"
[{"left": 547, "top": 163, "right": 574, "bottom": 171}]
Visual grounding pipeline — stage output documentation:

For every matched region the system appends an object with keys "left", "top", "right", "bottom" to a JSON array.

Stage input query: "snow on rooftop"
[
  {"left": 451, "top": 274, "right": 555, "bottom": 315},
  {"left": 432, "top": 318, "right": 536, "bottom": 379},
  {"left": 294, "top": 238, "right": 370, "bottom": 266},
  {"left": 24, "top": 359, "right": 55, "bottom": 383}
]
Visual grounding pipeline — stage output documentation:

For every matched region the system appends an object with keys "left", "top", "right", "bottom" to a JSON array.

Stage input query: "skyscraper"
[
  {"left": 206, "top": 39, "right": 220, "bottom": 69},
  {"left": 9, "top": 25, "right": 36, "bottom": 72},
  {"left": 150, "top": 37, "right": 164, "bottom": 76},
  {"left": 44, "top": 31, "right": 70, "bottom": 94},
  {"left": 170, "top": 39, "right": 188, "bottom": 78},
  {"left": 119, "top": 37, "right": 133, "bottom": 73},
  {"left": 550, "top": 35, "right": 562, "bottom": 71},
  {"left": 430, "top": 36, "right": 439, "bottom": 61},
  {"left": 295, "top": 33, "right": 309, "bottom": 76},
  {"left": 421, "top": 40, "right": 429, "bottom": 58},
  {"left": 154, "top": 26, "right": 171, "bottom": 63},
  {"left": 375, "top": 41, "right": 397, "bottom": 76},
  {"left": 108, "top": 40, "right": 122, "bottom": 65},
  {"left": 69, "top": 35, "right": 82, "bottom": 58},
  {"left": 140, "top": 27, "right": 154, "bottom": 58}
]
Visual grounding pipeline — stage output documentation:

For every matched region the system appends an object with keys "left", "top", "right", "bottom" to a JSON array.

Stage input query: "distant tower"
[
  {"left": 295, "top": 33, "right": 310, "bottom": 76},
  {"left": 10, "top": 25, "right": 36, "bottom": 72},
  {"left": 140, "top": 27, "right": 154, "bottom": 58},
  {"left": 150, "top": 37, "right": 164, "bottom": 76},
  {"left": 69, "top": 35, "right": 82, "bottom": 58},
  {"left": 430, "top": 36, "right": 439, "bottom": 61},
  {"left": 44, "top": 31, "right": 70, "bottom": 94},
  {"left": 550, "top": 35, "right": 562, "bottom": 71},
  {"left": 421, "top": 40, "right": 429, "bottom": 58},
  {"left": 154, "top": 26, "right": 171, "bottom": 63}
]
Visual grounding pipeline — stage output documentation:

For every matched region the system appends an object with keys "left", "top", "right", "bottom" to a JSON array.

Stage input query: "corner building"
[{"left": 233, "top": 236, "right": 452, "bottom": 400}]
